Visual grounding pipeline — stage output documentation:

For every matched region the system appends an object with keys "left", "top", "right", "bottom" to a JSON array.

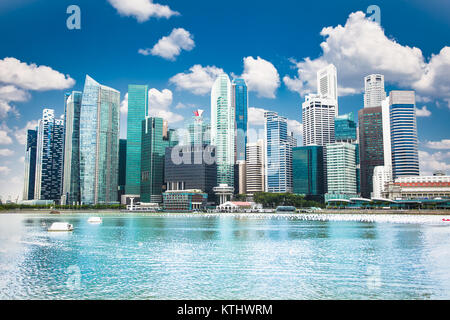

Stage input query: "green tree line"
[{"left": 252, "top": 192, "right": 324, "bottom": 209}]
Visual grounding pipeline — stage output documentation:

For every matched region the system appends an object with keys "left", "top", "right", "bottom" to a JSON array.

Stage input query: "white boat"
[
  {"left": 48, "top": 222, "right": 73, "bottom": 232},
  {"left": 88, "top": 217, "right": 102, "bottom": 224}
]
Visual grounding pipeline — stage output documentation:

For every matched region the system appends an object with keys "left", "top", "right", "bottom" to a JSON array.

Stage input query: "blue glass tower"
[
  {"left": 22, "top": 129, "right": 37, "bottom": 200},
  {"left": 264, "top": 111, "right": 292, "bottom": 193},
  {"left": 232, "top": 78, "right": 248, "bottom": 162},
  {"left": 334, "top": 112, "right": 357, "bottom": 142},
  {"left": 292, "top": 146, "right": 324, "bottom": 197}
]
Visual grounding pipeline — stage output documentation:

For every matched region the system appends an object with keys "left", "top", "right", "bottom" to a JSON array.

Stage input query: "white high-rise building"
[
  {"left": 372, "top": 165, "right": 392, "bottom": 199},
  {"left": 302, "top": 94, "right": 337, "bottom": 146},
  {"left": 364, "top": 74, "right": 386, "bottom": 108},
  {"left": 246, "top": 139, "right": 265, "bottom": 195},
  {"left": 326, "top": 142, "right": 357, "bottom": 195},
  {"left": 317, "top": 64, "right": 338, "bottom": 104},
  {"left": 211, "top": 73, "right": 235, "bottom": 187}
]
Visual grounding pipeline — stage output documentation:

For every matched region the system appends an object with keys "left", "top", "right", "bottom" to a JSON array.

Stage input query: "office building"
[
  {"left": 389, "top": 90, "right": 419, "bottom": 178},
  {"left": 232, "top": 78, "right": 248, "bottom": 161},
  {"left": 326, "top": 142, "right": 357, "bottom": 200},
  {"left": 165, "top": 145, "right": 217, "bottom": 201},
  {"left": 163, "top": 189, "right": 208, "bottom": 211},
  {"left": 61, "top": 91, "right": 82, "bottom": 204},
  {"left": 34, "top": 109, "right": 64, "bottom": 201},
  {"left": 364, "top": 74, "right": 386, "bottom": 109},
  {"left": 22, "top": 129, "right": 37, "bottom": 200},
  {"left": 372, "top": 165, "right": 392, "bottom": 199},
  {"left": 317, "top": 64, "right": 338, "bottom": 103},
  {"left": 264, "top": 111, "right": 292, "bottom": 193},
  {"left": 292, "top": 145, "right": 324, "bottom": 198},
  {"left": 186, "top": 109, "right": 211, "bottom": 146},
  {"left": 334, "top": 112, "right": 357, "bottom": 143},
  {"left": 383, "top": 175, "right": 450, "bottom": 200},
  {"left": 79, "top": 75, "right": 120, "bottom": 204},
  {"left": 211, "top": 73, "right": 235, "bottom": 187},
  {"left": 118, "top": 139, "right": 127, "bottom": 202},
  {"left": 246, "top": 139, "right": 265, "bottom": 196},
  {"left": 125, "top": 84, "right": 148, "bottom": 196}
]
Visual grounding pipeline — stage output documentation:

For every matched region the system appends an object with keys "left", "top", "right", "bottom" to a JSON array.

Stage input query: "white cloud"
[
  {"left": 415, "top": 106, "right": 431, "bottom": 117},
  {"left": 108, "top": 0, "right": 179, "bottom": 22},
  {"left": 419, "top": 150, "right": 450, "bottom": 176},
  {"left": 14, "top": 120, "right": 39, "bottom": 145},
  {"left": 248, "top": 107, "right": 268, "bottom": 126},
  {"left": 0, "top": 128, "right": 12, "bottom": 145},
  {"left": 169, "top": 64, "right": 224, "bottom": 95},
  {"left": 283, "top": 11, "right": 450, "bottom": 104},
  {"left": 239, "top": 56, "right": 280, "bottom": 99},
  {"left": 425, "top": 139, "right": 450, "bottom": 150},
  {"left": 148, "top": 88, "right": 183, "bottom": 123},
  {"left": 0, "top": 149, "right": 14, "bottom": 156},
  {"left": 140, "top": 28, "right": 194, "bottom": 61},
  {"left": 120, "top": 93, "right": 128, "bottom": 115},
  {"left": 0, "top": 57, "right": 75, "bottom": 91},
  {"left": 0, "top": 166, "right": 11, "bottom": 175},
  {"left": 287, "top": 119, "right": 303, "bottom": 136}
]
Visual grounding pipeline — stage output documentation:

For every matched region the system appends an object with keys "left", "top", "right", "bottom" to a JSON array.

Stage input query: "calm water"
[{"left": 1, "top": 212, "right": 450, "bottom": 299}]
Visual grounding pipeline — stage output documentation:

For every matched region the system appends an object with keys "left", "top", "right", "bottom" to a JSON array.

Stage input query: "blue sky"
[{"left": 0, "top": 0, "right": 449, "bottom": 200}]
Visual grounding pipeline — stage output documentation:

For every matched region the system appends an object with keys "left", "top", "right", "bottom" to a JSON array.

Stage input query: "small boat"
[
  {"left": 49, "top": 210, "right": 60, "bottom": 215},
  {"left": 88, "top": 217, "right": 102, "bottom": 224},
  {"left": 48, "top": 222, "right": 73, "bottom": 232}
]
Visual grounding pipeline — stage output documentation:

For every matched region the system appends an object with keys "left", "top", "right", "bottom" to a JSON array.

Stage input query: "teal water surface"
[{"left": 0, "top": 212, "right": 449, "bottom": 299}]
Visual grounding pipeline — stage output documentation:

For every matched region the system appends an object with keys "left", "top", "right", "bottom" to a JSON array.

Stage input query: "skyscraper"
[
  {"left": 22, "top": 129, "right": 37, "bottom": 200},
  {"left": 302, "top": 95, "right": 337, "bottom": 146},
  {"left": 211, "top": 73, "right": 234, "bottom": 187},
  {"left": 334, "top": 112, "right": 357, "bottom": 143},
  {"left": 389, "top": 90, "right": 419, "bottom": 178},
  {"left": 358, "top": 106, "right": 384, "bottom": 198},
  {"left": 34, "top": 109, "right": 64, "bottom": 201},
  {"left": 79, "top": 75, "right": 120, "bottom": 204},
  {"left": 61, "top": 91, "right": 82, "bottom": 205},
  {"left": 292, "top": 145, "right": 324, "bottom": 198},
  {"left": 317, "top": 64, "right": 338, "bottom": 103},
  {"left": 246, "top": 139, "right": 265, "bottom": 196},
  {"left": 264, "top": 111, "right": 292, "bottom": 193},
  {"left": 118, "top": 139, "right": 127, "bottom": 202},
  {"left": 186, "top": 109, "right": 211, "bottom": 146},
  {"left": 232, "top": 78, "right": 248, "bottom": 162},
  {"left": 364, "top": 74, "right": 386, "bottom": 109},
  {"left": 326, "top": 142, "right": 357, "bottom": 198},
  {"left": 140, "top": 117, "right": 169, "bottom": 203},
  {"left": 125, "top": 84, "right": 148, "bottom": 196}
]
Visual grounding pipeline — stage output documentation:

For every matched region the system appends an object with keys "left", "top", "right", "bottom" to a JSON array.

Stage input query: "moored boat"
[{"left": 48, "top": 222, "right": 73, "bottom": 232}]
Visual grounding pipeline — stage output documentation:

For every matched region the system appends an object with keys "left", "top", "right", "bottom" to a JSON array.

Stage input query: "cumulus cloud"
[
  {"left": 148, "top": 88, "right": 183, "bottom": 123},
  {"left": 283, "top": 11, "right": 450, "bottom": 105},
  {"left": 425, "top": 139, "right": 450, "bottom": 150},
  {"left": 14, "top": 120, "right": 39, "bottom": 145},
  {"left": 169, "top": 64, "right": 224, "bottom": 95},
  {"left": 419, "top": 150, "right": 450, "bottom": 176},
  {"left": 287, "top": 119, "right": 303, "bottom": 137},
  {"left": 239, "top": 56, "right": 280, "bottom": 99},
  {"left": 248, "top": 107, "right": 269, "bottom": 126},
  {"left": 120, "top": 93, "right": 128, "bottom": 114},
  {"left": 139, "top": 28, "right": 194, "bottom": 60},
  {"left": 415, "top": 106, "right": 431, "bottom": 117},
  {"left": 0, "top": 128, "right": 12, "bottom": 145},
  {"left": 0, "top": 149, "right": 14, "bottom": 156},
  {"left": 108, "top": 0, "right": 179, "bottom": 22}
]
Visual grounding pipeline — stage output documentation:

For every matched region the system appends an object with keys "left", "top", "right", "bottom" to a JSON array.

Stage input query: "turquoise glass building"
[
  {"left": 79, "top": 75, "right": 120, "bottom": 204},
  {"left": 232, "top": 78, "right": 248, "bottom": 161},
  {"left": 292, "top": 146, "right": 324, "bottom": 197},
  {"left": 125, "top": 85, "right": 148, "bottom": 196},
  {"left": 334, "top": 112, "right": 357, "bottom": 142},
  {"left": 61, "top": 91, "right": 82, "bottom": 205}
]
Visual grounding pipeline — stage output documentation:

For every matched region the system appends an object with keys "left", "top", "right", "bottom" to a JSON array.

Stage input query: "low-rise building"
[
  {"left": 383, "top": 175, "right": 450, "bottom": 200},
  {"left": 163, "top": 189, "right": 208, "bottom": 211}
]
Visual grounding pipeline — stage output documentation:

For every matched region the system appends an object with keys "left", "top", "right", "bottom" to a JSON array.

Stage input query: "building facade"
[
  {"left": 358, "top": 106, "right": 384, "bottom": 198},
  {"left": 22, "top": 129, "right": 37, "bottom": 200},
  {"left": 372, "top": 165, "right": 392, "bottom": 199},
  {"left": 292, "top": 145, "right": 324, "bottom": 197},
  {"left": 383, "top": 175, "right": 450, "bottom": 200},
  {"left": 79, "top": 75, "right": 120, "bottom": 204},
  {"left": 125, "top": 84, "right": 148, "bottom": 196},
  {"left": 118, "top": 139, "right": 127, "bottom": 202},
  {"left": 211, "top": 73, "right": 235, "bottom": 187},
  {"left": 164, "top": 145, "right": 217, "bottom": 201},
  {"left": 389, "top": 90, "right": 419, "bottom": 178},
  {"left": 232, "top": 78, "right": 248, "bottom": 162},
  {"left": 364, "top": 74, "right": 386, "bottom": 109},
  {"left": 61, "top": 91, "right": 82, "bottom": 204},
  {"left": 34, "top": 109, "right": 64, "bottom": 201},
  {"left": 245, "top": 139, "right": 265, "bottom": 196},
  {"left": 163, "top": 190, "right": 208, "bottom": 211},
  {"left": 186, "top": 109, "right": 211, "bottom": 146},
  {"left": 264, "top": 111, "right": 292, "bottom": 193},
  {"left": 326, "top": 143, "right": 357, "bottom": 198}
]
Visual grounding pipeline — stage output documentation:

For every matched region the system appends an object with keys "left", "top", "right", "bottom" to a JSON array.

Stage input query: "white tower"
[{"left": 364, "top": 74, "right": 386, "bottom": 108}]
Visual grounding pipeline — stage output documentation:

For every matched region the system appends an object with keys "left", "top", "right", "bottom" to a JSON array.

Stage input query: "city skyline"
[{"left": 1, "top": 0, "right": 450, "bottom": 200}]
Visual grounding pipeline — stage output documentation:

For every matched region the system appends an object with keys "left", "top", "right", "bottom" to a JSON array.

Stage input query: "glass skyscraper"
[
  {"left": 389, "top": 91, "right": 419, "bottom": 178},
  {"left": 118, "top": 139, "right": 127, "bottom": 202},
  {"left": 22, "top": 129, "right": 37, "bottom": 200},
  {"left": 211, "top": 73, "right": 234, "bottom": 187},
  {"left": 292, "top": 145, "right": 324, "bottom": 197},
  {"left": 326, "top": 142, "right": 357, "bottom": 198},
  {"left": 334, "top": 112, "right": 357, "bottom": 142},
  {"left": 79, "top": 75, "right": 120, "bottom": 204},
  {"left": 61, "top": 91, "right": 82, "bottom": 204},
  {"left": 264, "top": 111, "right": 292, "bottom": 193},
  {"left": 186, "top": 109, "right": 211, "bottom": 146},
  {"left": 125, "top": 85, "right": 148, "bottom": 196},
  {"left": 232, "top": 78, "right": 248, "bottom": 162},
  {"left": 34, "top": 109, "right": 64, "bottom": 201}
]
